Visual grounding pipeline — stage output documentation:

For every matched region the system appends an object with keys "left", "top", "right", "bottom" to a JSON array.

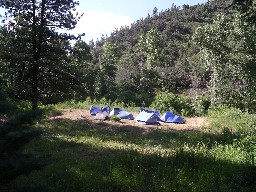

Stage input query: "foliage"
[
  {"left": 109, "top": 115, "right": 121, "bottom": 122},
  {"left": 235, "top": 129, "right": 256, "bottom": 166},
  {"left": 193, "top": 12, "right": 256, "bottom": 112},
  {"left": 150, "top": 91, "right": 210, "bottom": 116},
  {"left": 136, "top": 28, "right": 161, "bottom": 70},
  {"left": 94, "top": 42, "right": 118, "bottom": 98},
  {"left": 0, "top": 0, "right": 82, "bottom": 109},
  {"left": 69, "top": 40, "right": 95, "bottom": 99},
  {"left": 231, "top": 0, "right": 256, "bottom": 23},
  {"left": 0, "top": 0, "right": 241, "bottom": 109},
  {"left": 208, "top": 107, "right": 256, "bottom": 133},
  {"left": 86, "top": 0, "right": 235, "bottom": 106},
  {"left": 0, "top": 92, "right": 14, "bottom": 115}
]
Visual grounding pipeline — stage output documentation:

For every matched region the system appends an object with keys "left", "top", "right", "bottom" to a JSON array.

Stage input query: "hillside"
[{"left": 87, "top": 0, "right": 233, "bottom": 104}]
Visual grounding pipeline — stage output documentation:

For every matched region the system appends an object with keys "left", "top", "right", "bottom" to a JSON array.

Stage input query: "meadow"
[{"left": 1, "top": 101, "right": 256, "bottom": 192}]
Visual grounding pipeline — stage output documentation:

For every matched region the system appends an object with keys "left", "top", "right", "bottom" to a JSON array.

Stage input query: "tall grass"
[{"left": 208, "top": 107, "right": 256, "bottom": 133}]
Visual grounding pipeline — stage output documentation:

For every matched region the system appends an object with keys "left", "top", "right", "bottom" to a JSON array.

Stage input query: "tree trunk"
[
  {"left": 31, "top": 0, "right": 46, "bottom": 110},
  {"left": 31, "top": 0, "right": 38, "bottom": 110}
]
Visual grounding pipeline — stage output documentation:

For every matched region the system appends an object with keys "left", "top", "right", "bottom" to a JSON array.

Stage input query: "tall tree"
[
  {"left": 136, "top": 28, "right": 161, "bottom": 70},
  {"left": 136, "top": 28, "right": 161, "bottom": 94},
  {"left": 193, "top": 12, "right": 256, "bottom": 111},
  {"left": 94, "top": 42, "right": 118, "bottom": 98},
  {"left": 69, "top": 40, "right": 95, "bottom": 98},
  {"left": 0, "top": 0, "right": 82, "bottom": 109}
]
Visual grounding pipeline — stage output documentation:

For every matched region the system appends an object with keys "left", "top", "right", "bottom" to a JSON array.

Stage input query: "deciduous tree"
[{"left": 193, "top": 12, "right": 256, "bottom": 111}]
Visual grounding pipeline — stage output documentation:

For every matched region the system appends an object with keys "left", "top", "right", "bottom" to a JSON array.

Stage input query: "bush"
[
  {"left": 235, "top": 129, "right": 256, "bottom": 166},
  {"left": 150, "top": 91, "right": 211, "bottom": 117},
  {"left": 191, "top": 95, "right": 211, "bottom": 116},
  {"left": 0, "top": 92, "right": 16, "bottom": 115},
  {"left": 109, "top": 115, "right": 121, "bottom": 122},
  {"left": 150, "top": 91, "right": 178, "bottom": 114}
]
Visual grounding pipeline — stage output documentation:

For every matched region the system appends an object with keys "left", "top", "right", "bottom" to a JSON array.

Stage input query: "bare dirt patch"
[{"left": 49, "top": 109, "right": 209, "bottom": 131}]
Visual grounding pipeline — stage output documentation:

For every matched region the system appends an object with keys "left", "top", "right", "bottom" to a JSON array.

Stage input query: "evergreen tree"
[
  {"left": 69, "top": 40, "right": 95, "bottom": 98},
  {"left": 0, "top": 0, "right": 82, "bottom": 109}
]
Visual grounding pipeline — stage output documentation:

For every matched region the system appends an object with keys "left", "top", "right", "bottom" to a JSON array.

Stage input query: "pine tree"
[{"left": 0, "top": 0, "right": 83, "bottom": 109}]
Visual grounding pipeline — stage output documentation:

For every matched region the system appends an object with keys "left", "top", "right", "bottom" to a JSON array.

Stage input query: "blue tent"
[
  {"left": 135, "top": 110, "right": 161, "bottom": 125},
  {"left": 160, "top": 111, "right": 185, "bottom": 124},
  {"left": 138, "top": 108, "right": 160, "bottom": 117},
  {"left": 110, "top": 108, "right": 121, "bottom": 116},
  {"left": 117, "top": 110, "right": 134, "bottom": 120},
  {"left": 110, "top": 108, "right": 134, "bottom": 120},
  {"left": 90, "top": 106, "right": 110, "bottom": 116}
]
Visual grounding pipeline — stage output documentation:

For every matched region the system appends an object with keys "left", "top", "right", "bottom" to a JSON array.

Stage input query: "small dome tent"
[
  {"left": 110, "top": 108, "right": 121, "bottom": 116},
  {"left": 135, "top": 110, "right": 161, "bottom": 125},
  {"left": 90, "top": 106, "right": 110, "bottom": 116},
  {"left": 160, "top": 110, "right": 185, "bottom": 124},
  {"left": 110, "top": 108, "right": 134, "bottom": 120},
  {"left": 94, "top": 111, "right": 109, "bottom": 120},
  {"left": 138, "top": 108, "right": 160, "bottom": 117},
  {"left": 117, "top": 110, "right": 134, "bottom": 120}
]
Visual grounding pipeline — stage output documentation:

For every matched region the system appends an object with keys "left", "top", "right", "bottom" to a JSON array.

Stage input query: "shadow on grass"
[
  {"left": 6, "top": 134, "right": 256, "bottom": 192},
  {"left": 41, "top": 117, "right": 239, "bottom": 150},
  {"left": 3, "top": 115, "right": 253, "bottom": 191},
  {"left": 0, "top": 109, "right": 51, "bottom": 191}
]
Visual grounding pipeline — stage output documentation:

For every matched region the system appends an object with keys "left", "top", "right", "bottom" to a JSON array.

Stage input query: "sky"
[
  {"left": 71, "top": 0, "right": 208, "bottom": 43},
  {"left": 0, "top": 0, "right": 208, "bottom": 43}
]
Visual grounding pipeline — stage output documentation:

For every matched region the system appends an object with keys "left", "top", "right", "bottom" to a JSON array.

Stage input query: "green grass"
[{"left": 1, "top": 105, "right": 256, "bottom": 192}]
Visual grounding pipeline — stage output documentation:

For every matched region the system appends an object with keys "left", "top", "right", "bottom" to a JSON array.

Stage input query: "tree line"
[{"left": 0, "top": 0, "right": 256, "bottom": 112}]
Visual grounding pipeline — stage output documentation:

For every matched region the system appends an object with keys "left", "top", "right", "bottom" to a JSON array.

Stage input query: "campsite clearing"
[
  {"left": 49, "top": 109, "right": 209, "bottom": 131},
  {"left": 4, "top": 107, "right": 255, "bottom": 192}
]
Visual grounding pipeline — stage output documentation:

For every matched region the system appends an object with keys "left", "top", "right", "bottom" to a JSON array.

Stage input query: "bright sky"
[{"left": 72, "top": 0, "right": 208, "bottom": 43}]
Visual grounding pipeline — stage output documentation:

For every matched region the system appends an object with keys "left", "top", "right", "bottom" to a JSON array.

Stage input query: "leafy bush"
[
  {"left": 109, "top": 115, "right": 121, "bottom": 122},
  {"left": 191, "top": 95, "right": 211, "bottom": 116},
  {"left": 0, "top": 92, "right": 16, "bottom": 115},
  {"left": 207, "top": 107, "right": 256, "bottom": 166},
  {"left": 235, "top": 129, "right": 256, "bottom": 166},
  {"left": 150, "top": 91, "right": 181, "bottom": 114},
  {"left": 150, "top": 91, "right": 199, "bottom": 116}
]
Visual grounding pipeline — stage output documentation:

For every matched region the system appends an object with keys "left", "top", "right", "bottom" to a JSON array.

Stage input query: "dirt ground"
[{"left": 49, "top": 109, "right": 209, "bottom": 131}]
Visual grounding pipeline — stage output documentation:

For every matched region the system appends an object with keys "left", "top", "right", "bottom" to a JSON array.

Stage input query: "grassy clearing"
[{"left": 1, "top": 106, "right": 256, "bottom": 192}]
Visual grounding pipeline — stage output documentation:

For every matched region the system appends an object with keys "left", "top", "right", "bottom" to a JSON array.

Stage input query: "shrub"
[
  {"left": 150, "top": 91, "right": 195, "bottom": 116},
  {"left": 109, "top": 115, "right": 121, "bottom": 122},
  {"left": 191, "top": 95, "right": 211, "bottom": 116},
  {"left": 235, "top": 129, "right": 256, "bottom": 166}
]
